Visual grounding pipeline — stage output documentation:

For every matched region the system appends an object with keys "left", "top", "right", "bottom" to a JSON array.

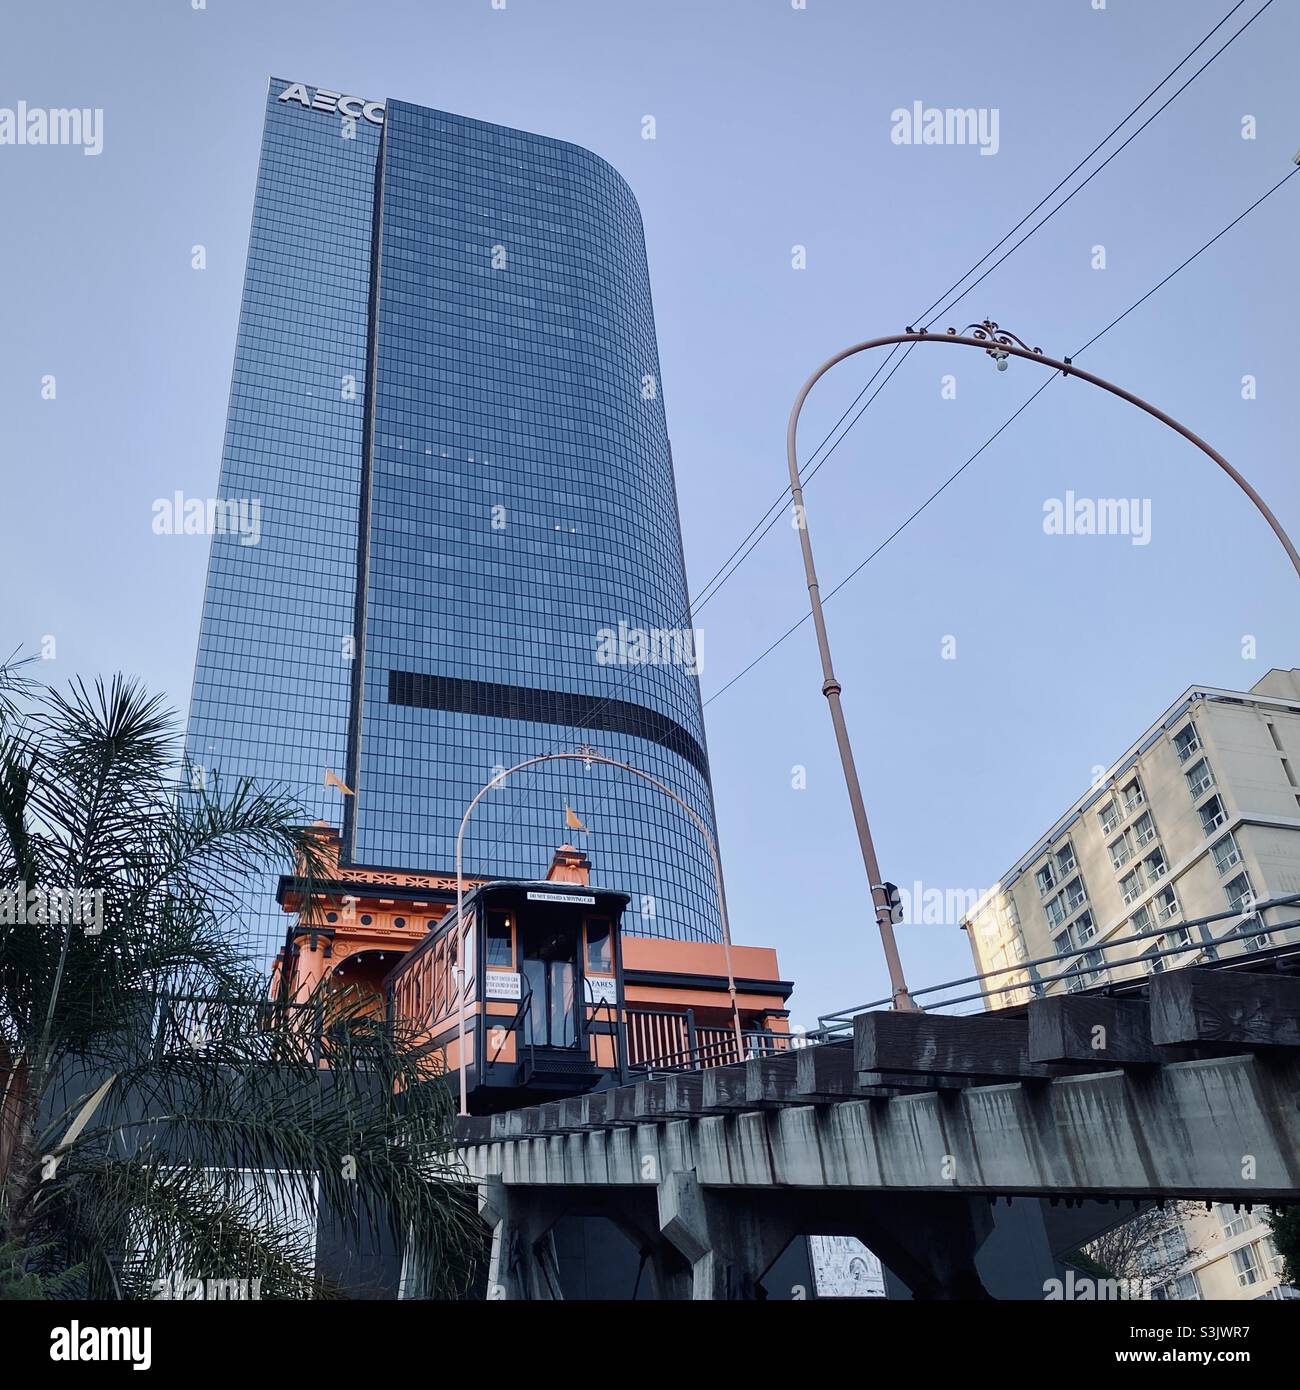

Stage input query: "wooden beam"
[
  {"left": 663, "top": 1070, "right": 706, "bottom": 1116},
  {"left": 857, "top": 1069, "right": 973, "bottom": 1092},
  {"left": 610, "top": 1084, "right": 643, "bottom": 1125},
  {"left": 701, "top": 1061, "right": 753, "bottom": 1111},
  {"left": 789, "top": 1041, "right": 902, "bottom": 1098},
  {"left": 746, "top": 1051, "right": 801, "bottom": 1104},
  {"left": 488, "top": 1110, "right": 526, "bottom": 1141},
  {"left": 854, "top": 1010, "right": 1056, "bottom": 1080},
  {"left": 1028, "top": 995, "right": 1164, "bottom": 1065},
  {"left": 1150, "top": 968, "right": 1300, "bottom": 1049},
  {"left": 557, "top": 1092, "right": 615, "bottom": 1131},
  {"left": 632, "top": 1075, "right": 704, "bottom": 1120},
  {"left": 454, "top": 1115, "right": 492, "bottom": 1145}
]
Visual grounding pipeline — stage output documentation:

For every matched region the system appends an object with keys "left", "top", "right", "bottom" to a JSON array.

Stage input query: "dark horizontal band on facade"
[{"left": 387, "top": 669, "right": 709, "bottom": 778}]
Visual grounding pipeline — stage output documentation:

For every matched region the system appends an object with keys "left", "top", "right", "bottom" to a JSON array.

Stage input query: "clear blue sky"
[{"left": 3, "top": 0, "right": 1296, "bottom": 1027}]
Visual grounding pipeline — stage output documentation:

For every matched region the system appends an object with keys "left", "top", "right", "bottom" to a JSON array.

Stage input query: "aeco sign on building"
[{"left": 277, "top": 82, "right": 384, "bottom": 125}]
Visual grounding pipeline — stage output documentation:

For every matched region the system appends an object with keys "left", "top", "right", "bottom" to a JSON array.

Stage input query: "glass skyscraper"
[{"left": 186, "top": 78, "right": 722, "bottom": 969}]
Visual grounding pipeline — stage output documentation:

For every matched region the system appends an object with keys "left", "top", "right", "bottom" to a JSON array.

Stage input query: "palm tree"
[{"left": 0, "top": 662, "right": 480, "bottom": 1299}]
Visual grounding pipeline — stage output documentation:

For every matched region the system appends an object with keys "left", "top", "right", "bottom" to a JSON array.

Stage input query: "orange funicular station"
[{"left": 271, "top": 825, "right": 792, "bottom": 1113}]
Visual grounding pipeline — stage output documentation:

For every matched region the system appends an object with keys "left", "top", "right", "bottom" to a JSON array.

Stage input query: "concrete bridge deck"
[{"left": 449, "top": 969, "right": 1300, "bottom": 1298}]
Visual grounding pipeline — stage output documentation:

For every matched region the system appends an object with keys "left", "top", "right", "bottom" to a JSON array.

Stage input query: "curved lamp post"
[
  {"left": 788, "top": 319, "right": 1300, "bottom": 1013},
  {"left": 452, "top": 747, "right": 743, "bottom": 1116}
]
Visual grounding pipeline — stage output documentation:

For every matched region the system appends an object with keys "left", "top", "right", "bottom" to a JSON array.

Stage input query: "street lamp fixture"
[
  {"left": 451, "top": 747, "right": 744, "bottom": 1115},
  {"left": 789, "top": 320, "right": 1300, "bottom": 1014}
]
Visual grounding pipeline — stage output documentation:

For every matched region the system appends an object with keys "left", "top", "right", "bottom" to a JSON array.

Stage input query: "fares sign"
[
  {"left": 277, "top": 82, "right": 384, "bottom": 125},
  {"left": 583, "top": 976, "right": 616, "bottom": 1006}
]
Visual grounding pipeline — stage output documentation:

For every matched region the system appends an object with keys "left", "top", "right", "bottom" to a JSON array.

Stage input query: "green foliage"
[
  {"left": 1062, "top": 1246, "right": 1114, "bottom": 1281},
  {"left": 1264, "top": 1207, "right": 1300, "bottom": 1287},
  {"left": 0, "top": 664, "right": 480, "bottom": 1298},
  {"left": 0, "top": 1238, "right": 84, "bottom": 1299}
]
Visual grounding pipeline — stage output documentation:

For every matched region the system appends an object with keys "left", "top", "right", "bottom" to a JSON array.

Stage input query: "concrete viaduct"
[{"left": 453, "top": 968, "right": 1300, "bottom": 1299}]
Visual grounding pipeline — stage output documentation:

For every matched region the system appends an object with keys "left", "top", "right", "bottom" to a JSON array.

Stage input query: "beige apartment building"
[
  {"left": 1163, "top": 1205, "right": 1292, "bottom": 1301},
  {"left": 961, "top": 668, "right": 1300, "bottom": 1007},
  {"left": 960, "top": 668, "right": 1300, "bottom": 1300}
]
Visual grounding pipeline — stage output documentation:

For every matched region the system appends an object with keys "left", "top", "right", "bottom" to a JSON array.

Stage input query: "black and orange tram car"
[{"left": 273, "top": 828, "right": 793, "bottom": 1114}]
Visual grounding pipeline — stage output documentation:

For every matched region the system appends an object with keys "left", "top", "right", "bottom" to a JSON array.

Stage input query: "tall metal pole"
[
  {"left": 788, "top": 321, "right": 1300, "bottom": 1013},
  {"left": 786, "top": 394, "right": 916, "bottom": 1012},
  {"left": 453, "top": 748, "right": 743, "bottom": 1116}
]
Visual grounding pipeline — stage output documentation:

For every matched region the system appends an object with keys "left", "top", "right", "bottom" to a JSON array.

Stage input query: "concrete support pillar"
[
  {"left": 657, "top": 1171, "right": 804, "bottom": 1300},
  {"left": 477, "top": 1174, "right": 996, "bottom": 1301},
  {"left": 604, "top": 1205, "right": 693, "bottom": 1301},
  {"left": 851, "top": 1193, "right": 995, "bottom": 1300},
  {"left": 478, "top": 1176, "right": 565, "bottom": 1300},
  {"left": 656, "top": 1173, "right": 996, "bottom": 1301}
]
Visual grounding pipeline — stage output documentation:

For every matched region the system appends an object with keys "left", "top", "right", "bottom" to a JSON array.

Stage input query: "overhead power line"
[
  {"left": 689, "top": 0, "right": 1269, "bottom": 618},
  {"left": 703, "top": 161, "right": 1300, "bottom": 708}
]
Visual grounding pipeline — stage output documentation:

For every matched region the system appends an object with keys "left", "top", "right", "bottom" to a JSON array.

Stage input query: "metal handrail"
[
  {"left": 487, "top": 974, "right": 535, "bottom": 1085},
  {"left": 628, "top": 1027, "right": 795, "bottom": 1076},
  {"left": 813, "top": 893, "right": 1300, "bottom": 1036},
  {"left": 586, "top": 990, "right": 622, "bottom": 1081}
]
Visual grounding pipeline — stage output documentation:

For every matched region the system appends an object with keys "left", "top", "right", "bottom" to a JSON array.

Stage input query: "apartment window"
[
  {"left": 1130, "top": 904, "right": 1153, "bottom": 934},
  {"left": 1155, "top": 1272, "right": 1202, "bottom": 1301},
  {"left": 1064, "top": 876, "right": 1087, "bottom": 913},
  {"left": 1199, "top": 795, "right": 1226, "bottom": 834},
  {"left": 1143, "top": 946, "right": 1165, "bottom": 974},
  {"left": 1161, "top": 1227, "right": 1189, "bottom": 1263},
  {"left": 1212, "top": 832, "right": 1242, "bottom": 875},
  {"left": 1155, "top": 886, "right": 1179, "bottom": 924},
  {"left": 1122, "top": 777, "right": 1145, "bottom": 813},
  {"left": 1044, "top": 894, "right": 1067, "bottom": 929},
  {"left": 1143, "top": 849, "right": 1168, "bottom": 884},
  {"left": 1133, "top": 810, "right": 1157, "bottom": 847},
  {"left": 1120, "top": 869, "right": 1142, "bottom": 906},
  {"left": 1056, "top": 843, "right": 1077, "bottom": 877},
  {"left": 1097, "top": 798, "right": 1120, "bottom": 835},
  {"left": 1185, "top": 758, "right": 1214, "bottom": 800},
  {"left": 1232, "top": 1245, "right": 1264, "bottom": 1288},
  {"left": 1052, "top": 930, "right": 1071, "bottom": 956},
  {"left": 1064, "top": 949, "right": 1104, "bottom": 992},
  {"left": 1011, "top": 935, "right": 1027, "bottom": 962},
  {"left": 1224, "top": 871, "right": 1255, "bottom": 915},
  {"left": 1109, "top": 830, "right": 1134, "bottom": 869},
  {"left": 1073, "top": 909, "right": 1096, "bottom": 944},
  {"left": 1172, "top": 723, "right": 1201, "bottom": 763},
  {"left": 1034, "top": 862, "right": 1058, "bottom": 896},
  {"left": 1219, "top": 1204, "right": 1253, "bottom": 1239},
  {"left": 1163, "top": 926, "right": 1192, "bottom": 953}
]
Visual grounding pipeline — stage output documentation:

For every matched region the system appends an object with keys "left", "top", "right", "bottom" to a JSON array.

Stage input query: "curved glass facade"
[{"left": 186, "top": 81, "right": 721, "bottom": 967}]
